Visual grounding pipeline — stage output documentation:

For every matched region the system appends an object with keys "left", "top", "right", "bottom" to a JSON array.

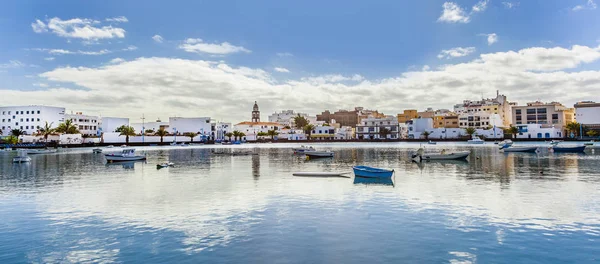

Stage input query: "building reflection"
[{"left": 252, "top": 153, "right": 260, "bottom": 179}]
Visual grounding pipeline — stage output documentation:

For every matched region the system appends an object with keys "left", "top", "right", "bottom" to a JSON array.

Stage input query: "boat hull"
[
  {"left": 552, "top": 146, "right": 586, "bottom": 153},
  {"left": 13, "top": 157, "right": 32, "bottom": 163},
  {"left": 416, "top": 151, "right": 470, "bottom": 161},
  {"left": 353, "top": 176, "right": 394, "bottom": 186},
  {"left": 503, "top": 147, "right": 538, "bottom": 153},
  {"left": 304, "top": 151, "right": 333, "bottom": 158},
  {"left": 105, "top": 155, "right": 146, "bottom": 162},
  {"left": 352, "top": 166, "right": 394, "bottom": 178},
  {"left": 467, "top": 141, "right": 484, "bottom": 144},
  {"left": 26, "top": 149, "right": 57, "bottom": 154}
]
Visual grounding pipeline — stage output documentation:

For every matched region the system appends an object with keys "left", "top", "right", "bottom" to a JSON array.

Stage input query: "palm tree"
[
  {"left": 144, "top": 129, "right": 155, "bottom": 135},
  {"left": 184, "top": 132, "right": 198, "bottom": 143},
  {"left": 566, "top": 122, "right": 581, "bottom": 137},
  {"left": 225, "top": 132, "right": 234, "bottom": 141},
  {"left": 422, "top": 131, "right": 431, "bottom": 140},
  {"left": 155, "top": 127, "right": 168, "bottom": 143},
  {"left": 294, "top": 114, "right": 309, "bottom": 129},
  {"left": 55, "top": 119, "right": 80, "bottom": 134},
  {"left": 379, "top": 128, "right": 391, "bottom": 139},
  {"left": 239, "top": 132, "right": 246, "bottom": 141},
  {"left": 37, "top": 121, "right": 55, "bottom": 143},
  {"left": 11, "top": 129, "right": 24, "bottom": 137},
  {"left": 117, "top": 125, "right": 136, "bottom": 144},
  {"left": 303, "top": 124, "right": 315, "bottom": 140},
  {"left": 586, "top": 130, "right": 598, "bottom": 138},
  {"left": 507, "top": 125, "right": 519, "bottom": 139},
  {"left": 256, "top": 131, "right": 268, "bottom": 139},
  {"left": 267, "top": 129, "right": 279, "bottom": 140},
  {"left": 4, "top": 135, "right": 18, "bottom": 144},
  {"left": 232, "top": 130, "right": 241, "bottom": 141},
  {"left": 465, "top": 127, "right": 476, "bottom": 138}
]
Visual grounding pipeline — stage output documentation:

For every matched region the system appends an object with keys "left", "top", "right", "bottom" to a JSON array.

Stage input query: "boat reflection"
[
  {"left": 105, "top": 161, "right": 139, "bottom": 169},
  {"left": 353, "top": 176, "right": 394, "bottom": 187}
]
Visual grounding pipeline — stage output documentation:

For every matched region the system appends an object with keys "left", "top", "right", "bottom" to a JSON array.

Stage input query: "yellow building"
[{"left": 397, "top": 109, "right": 418, "bottom": 123}]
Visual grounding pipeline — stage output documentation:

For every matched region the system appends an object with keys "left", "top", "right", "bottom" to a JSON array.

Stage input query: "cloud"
[
  {"left": 472, "top": 0, "right": 489, "bottom": 13},
  {"left": 32, "top": 17, "right": 126, "bottom": 40},
  {"left": 105, "top": 16, "right": 128, "bottom": 23},
  {"left": 276, "top": 52, "right": 294, "bottom": 57},
  {"left": 2, "top": 45, "right": 599, "bottom": 123},
  {"left": 179, "top": 38, "right": 251, "bottom": 55},
  {"left": 44, "top": 57, "right": 55, "bottom": 61},
  {"left": 274, "top": 67, "right": 290, "bottom": 73},
  {"left": 438, "top": 2, "right": 470, "bottom": 23},
  {"left": 33, "top": 83, "right": 49, "bottom": 88},
  {"left": 573, "top": 0, "right": 597, "bottom": 11},
  {"left": 480, "top": 33, "right": 499, "bottom": 45},
  {"left": 422, "top": 65, "right": 431, "bottom": 71},
  {"left": 152, "top": 35, "right": 164, "bottom": 43},
  {"left": 438, "top": 47, "right": 476, "bottom": 59},
  {"left": 122, "top": 45, "right": 137, "bottom": 51},
  {"left": 0, "top": 60, "right": 26, "bottom": 69},
  {"left": 109, "top": 58, "right": 125, "bottom": 64},
  {"left": 31, "top": 46, "right": 136, "bottom": 56},
  {"left": 502, "top": 2, "right": 519, "bottom": 9}
]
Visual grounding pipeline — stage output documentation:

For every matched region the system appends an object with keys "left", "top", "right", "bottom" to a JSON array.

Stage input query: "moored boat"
[
  {"left": 292, "top": 145, "right": 315, "bottom": 153},
  {"left": 12, "top": 150, "right": 32, "bottom": 163},
  {"left": 93, "top": 148, "right": 103, "bottom": 153},
  {"left": 467, "top": 136, "right": 485, "bottom": 144},
  {"left": 304, "top": 150, "right": 334, "bottom": 158},
  {"left": 156, "top": 162, "right": 174, "bottom": 169},
  {"left": 427, "top": 140, "right": 437, "bottom": 145},
  {"left": 352, "top": 166, "right": 394, "bottom": 178},
  {"left": 353, "top": 176, "right": 394, "bottom": 186},
  {"left": 498, "top": 139, "right": 514, "bottom": 149},
  {"left": 412, "top": 148, "right": 470, "bottom": 161},
  {"left": 105, "top": 148, "right": 146, "bottom": 162},
  {"left": 551, "top": 145, "right": 586, "bottom": 153},
  {"left": 502, "top": 146, "right": 538, "bottom": 153},
  {"left": 25, "top": 148, "right": 57, "bottom": 154}
]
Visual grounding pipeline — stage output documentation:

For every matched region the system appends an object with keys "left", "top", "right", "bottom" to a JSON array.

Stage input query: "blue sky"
[{"left": 0, "top": 0, "right": 599, "bottom": 122}]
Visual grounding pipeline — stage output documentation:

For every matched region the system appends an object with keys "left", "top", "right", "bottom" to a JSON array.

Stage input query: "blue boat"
[
  {"left": 353, "top": 176, "right": 394, "bottom": 186},
  {"left": 552, "top": 146, "right": 586, "bottom": 153},
  {"left": 352, "top": 166, "right": 394, "bottom": 178}
]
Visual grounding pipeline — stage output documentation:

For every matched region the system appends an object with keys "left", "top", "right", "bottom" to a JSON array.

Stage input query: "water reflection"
[{"left": 353, "top": 176, "right": 394, "bottom": 187}]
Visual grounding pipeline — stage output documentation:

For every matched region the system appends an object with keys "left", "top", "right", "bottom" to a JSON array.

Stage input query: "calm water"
[{"left": 1, "top": 143, "right": 599, "bottom": 263}]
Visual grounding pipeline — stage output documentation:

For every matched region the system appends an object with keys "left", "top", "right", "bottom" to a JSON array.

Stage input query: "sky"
[{"left": 0, "top": 0, "right": 599, "bottom": 123}]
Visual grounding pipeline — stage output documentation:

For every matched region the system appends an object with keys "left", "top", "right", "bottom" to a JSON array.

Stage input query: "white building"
[
  {"left": 65, "top": 112, "right": 100, "bottom": 136},
  {"left": 100, "top": 117, "right": 129, "bottom": 134},
  {"left": 513, "top": 124, "right": 563, "bottom": 139},
  {"left": 169, "top": 117, "right": 212, "bottom": 136},
  {"left": 131, "top": 120, "right": 169, "bottom": 134},
  {"left": 575, "top": 101, "right": 600, "bottom": 130},
  {"left": 233, "top": 121, "right": 283, "bottom": 141},
  {"left": 335, "top": 126, "right": 355, "bottom": 140},
  {"left": 355, "top": 116, "right": 400, "bottom": 140},
  {"left": 408, "top": 118, "right": 503, "bottom": 139},
  {"left": 214, "top": 122, "right": 232, "bottom": 141},
  {"left": 310, "top": 125, "right": 336, "bottom": 140},
  {"left": 0, "top": 105, "right": 65, "bottom": 136},
  {"left": 453, "top": 91, "right": 514, "bottom": 128},
  {"left": 268, "top": 110, "right": 317, "bottom": 128}
]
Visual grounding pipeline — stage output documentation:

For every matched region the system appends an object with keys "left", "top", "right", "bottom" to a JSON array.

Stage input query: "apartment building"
[
  {"left": 65, "top": 112, "right": 99, "bottom": 136},
  {"left": 511, "top": 101, "right": 574, "bottom": 132},
  {"left": 0, "top": 105, "right": 65, "bottom": 136}
]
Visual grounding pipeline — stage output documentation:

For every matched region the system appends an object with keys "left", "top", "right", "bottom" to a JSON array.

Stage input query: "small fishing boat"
[
  {"left": 467, "top": 136, "right": 485, "bottom": 144},
  {"left": 584, "top": 141, "right": 595, "bottom": 146},
  {"left": 551, "top": 145, "right": 586, "bottom": 153},
  {"left": 156, "top": 162, "right": 174, "bottom": 169},
  {"left": 106, "top": 145, "right": 114, "bottom": 148},
  {"left": 352, "top": 166, "right": 394, "bottom": 178},
  {"left": 170, "top": 142, "right": 178, "bottom": 146},
  {"left": 502, "top": 146, "right": 538, "bottom": 153},
  {"left": 304, "top": 150, "right": 334, "bottom": 158},
  {"left": 549, "top": 140, "right": 562, "bottom": 146},
  {"left": 93, "top": 148, "right": 103, "bottom": 153},
  {"left": 292, "top": 172, "right": 351, "bottom": 178},
  {"left": 427, "top": 140, "right": 437, "bottom": 145},
  {"left": 13, "top": 150, "right": 32, "bottom": 163},
  {"left": 412, "top": 148, "right": 470, "bottom": 161},
  {"left": 292, "top": 145, "right": 315, "bottom": 153},
  {"left": 105, "top": 148, "right": 146, "bottom": 162},
  {"left": 498, "top": 139, "right": 514, "bottom": 149},
  {"left": 25, "top": 148, "right": 57, "bottom": 154},
  {"left": 120, "top": 145, "right": 127, "bottom": 147}
]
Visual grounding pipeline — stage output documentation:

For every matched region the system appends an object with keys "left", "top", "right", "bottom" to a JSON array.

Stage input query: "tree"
[
  {"left": 144, "top": 129, "right": 155, "bottom": 135},
  {"left": 267, "top": 129, "right": 279, "bottom": 140},
  {"left": 11, "top": 129, "right": 25, "bottom": 137},
  {"left": 422, "top": 131, "right": 431, "bottom": 140},
  {"left": 239, "top": 132, "right": 246, "bottom": 141},
  {"left": 303, "top": 124, "right": 315, "bottom": 140},
  {"left": 155, "top": 127, "right": 168, "bottom": 143},
  {"left": 465, "top": 127, "right": 476, "bottom": 137},
  {"left": 566, "top": 122, "right": 581, "bottom": 137},
  {"left": 225, "top": 132, "right": 234, "bottom": 141},
  {"left": 294, "top": 114, "right": 309, "bottom": 129},
  {"left": 507, "top": 125, "right": 519, "bottom": 139},
  {"left": 586, "top": 130, "right": 599, "bottom": 138},
  {"left": 379, "top": 128, "right": 391, "bottom": 139},
  {"left": 4, "top": 135, "right": 18, "bottom": 144},
  {"left": 116, "top": 125, "right": 136, "bottom": 144},
  {"left": 184, "top": 132, "right": 198, "bottom": 142},
  {"left": 55, "top": 120, "right": 80, "bottom": 134},
  {"left": 37, "top": 121, "right": 55, "bottom": 143},
  {"left": 256, "top": 131, "right": 268, "bottom": 139},
  {"left": 232, "top": 130, "right": 241, "bottom": 141}
]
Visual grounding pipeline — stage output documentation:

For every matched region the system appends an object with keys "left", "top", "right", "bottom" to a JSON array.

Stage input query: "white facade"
[
  {"left": 574, "top": 101, "right": 600, "bottom": 126},
  {"left": 0, "top": 105, "right": 65, "bottom": 136},
  {"left": 65, "top": 112, "right": 100, "bottom": 136},
  {"left": 234, "top": 122, "right": 282, "bottom": 141},
  {"left": 453, "top": 91, "right": 513, "bottom": 128},
  {"left": 407, "top": 118, "right": 434, "bottom": 139},
  {"left": 214, "top": 122, "right": 232, "bottom": 141},
  {"left": 408, "top": 122, "right": 503, "bottom": 139},
  {"left": 169, "top": 117, "right": 212, "bottom": 136},
  {"left": 355, "top": 116, "right": 400, "bottom": 139},
  {"left": 131, "top": 121, "right": 169, "bottom": 134},
  {"left": 268, "top": 110, "right": 317, "bottom": 128},
  {"left": 100, "top": 117, "right": 129, "bottom": 134},
  {"left": 310, "top": 125, "right": 336, "bottom": 140},
  {"left": 335, "top": 126, "right": 355, "bottom": 140},
  {"left": 457, "top": 112, "right": 504, "bottom": 129},
  {"left": 514, "top": 124, "right": 563, "bottom": 139}
]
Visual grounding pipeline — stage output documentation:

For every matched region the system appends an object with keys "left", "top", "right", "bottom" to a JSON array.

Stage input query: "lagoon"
[{"left": 1, "top": 143, "right": 599, "bottom": 263}]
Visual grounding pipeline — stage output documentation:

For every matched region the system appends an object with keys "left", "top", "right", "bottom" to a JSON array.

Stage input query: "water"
[{"left": 1, "top": 143, "right": 599, "bottom": 263}]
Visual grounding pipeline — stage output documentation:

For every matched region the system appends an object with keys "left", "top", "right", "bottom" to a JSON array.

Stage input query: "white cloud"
[
  {"left": 109, "top": 58, "right": 125, "bottom": 64},
  {"left": 422, "top": 65, "right": 431, "bottom": 71},
  {"left": 3, "top": 45, "right": 600, "bottom": 123},
  {"left": 438, "top": 47, "right": 476, "bottom": 59},
  {"left": 32, "top": 17, "right": 126, "bottom": 40},
  {"left": 480, "top": 33, "right": 499, "bottom": 45},
  {"left": 0, "top": 60, "right": 26, "bottom": 69},
  {"left": 573, "top": 0, "right": 597, "bottom": 11},
  {"left": 438, "top": 2, "right": 470, "bottom": 23},
  {"left": 122, "top": 45, "right": 137, "bottom": 51},
  {"left": 472, "top": 0, "right": 489, "bottom": 13},
  {"left": 502, "top": 2, "right": 519, "bottom": 9},
  {"left": 31, "top": 47, "right": 136, "bottom": 56},
  {"left": 276, "top": 52, "right": 294, "bottom": 57},
  {"left": 33, "top": 83, "right": 49, "bottom": 88},
  {"left": 105, "top": 16, "right": 128, "bottom": 23},
  {"left": 274, "top": 67, "right": 290, "bottom": 73},
  {"left": 152, "top": 35, "right": 164, "bottom": 43},
  {"left": 179, "top": 38, "right": 251, "bottom": 55},
  {"left": 44, "top": 57, "right": 55, "bottom": 61}
]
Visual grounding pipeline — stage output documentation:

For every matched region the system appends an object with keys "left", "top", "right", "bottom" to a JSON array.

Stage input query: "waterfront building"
[
  {"left": 397, "top": 109, "right": 418, "bottom": 124},
  {"left": 131, "top": 120, "right": 169, "bottom": 134},
  {"left": 511, "top": 101, "right": 574, "bottom": 133},
  {"left": 513, "top": 124, "right": 563, "bottom": 139},
  {"left": 268, "top": 110, "right": 317, "bottom": 128},
  {"left": 65, "top": 112, "right": 100, "bottom": 136},
  {"left": 454, "top": 91, "right": 513, "bottom": 128},
  {"left": 355, "top": 116, "right": 400, "bottom": 140},
  {"left": 214, "top": 122, "right": 232, "bottom": 141},
  {"left": 169, "top": 117, "right": 212, "bottom": 137},
  {"left": 100, "top": 117, "right": 129, "bottom": 134},
  {"left": 0, "top": 105, "right": 65, "bottom": 136},
  {"left": 234, "top": 121, "right": 283, "bottom": 141},
  {"left": 317, "top": 108, "right": 359, "bottom": 128},
  {"left": 408, "top": 118, "right": 502, "bottom": 139},
  {"left": 442, "top": 115, "right": 460, "bottom": 128},
  {"left": 574, "top": 101, "right": 600, "bottom": 131},
  {"left": 334, "top": 126, "right": 355, "bottom": 140},
  {"left": 310, "top": 125, "right": 336, "bottom": 140}
]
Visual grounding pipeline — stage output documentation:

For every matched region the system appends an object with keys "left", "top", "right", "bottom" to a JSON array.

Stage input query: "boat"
[
  {"left": 304, "top": 150, "right": 334, "bottom": 158},
  {"left": 467, "top": 136, "right": 485, "bottom": 144},
  {"left": 180, "top": 143, "right": 188, "bottom": 147},
  {"left": 25, "top": 148, "right": 57, "bottom": 154},
  {"left": 549, "top": 140, "right": 562, "bottom": 146},
  {"left": 353, "top": 176, "right": 394, "bottom": 186},
  {"left": 292, "top": 145, "right": 315, "bottom": 153},
  {"left": 501, "top": 146, "right": 538, "bottom": 153},
  {"left": 156, "top": 162, "right": 174, "bottom": 169},
  {"left": 412, "top": 148, "right": 470, "bottom": 161},
  {"left": 427, "top": 140, "right": 437, "bottom": 145},
  {"left": 12, "top": 151, "right": 32, "bottom": 163},
  {"left": 104, "top": 148, "right": 146, "bottom": 162},
  {"left": 93, "top": 148, "right": 103, "bottom": 153},
  {"left": 498, "top": 139, "right": 514, "bottom": 149},
  {"left": 352, "top": 166, "right": 394, "bottom": 178},
  {"left": 584, "top": 141, "right": 595, "bottom": 146},
  {"left": 107, "top": 145, "right": 114, "bottom": 148},
  {"left": 120, "top": 144, "right": 127, "bottom": 147},
  {"left": 551, "top": 145, "right": 586, "bottom": 153},
  {"left": 170, "top": 142, "right": 178, "bottom": 146},
  {"left": 292, "top": 172, "right": 351, "bottom": 178}
]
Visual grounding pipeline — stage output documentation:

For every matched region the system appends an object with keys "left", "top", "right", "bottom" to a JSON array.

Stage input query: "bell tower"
[{"left": 252, "top": 101, "right": 260, "bottom": 122}]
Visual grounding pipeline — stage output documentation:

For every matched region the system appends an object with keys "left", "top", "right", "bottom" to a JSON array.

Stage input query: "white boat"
[
  {"left": 501, "top": 146, "right": 538, "bottom": 153},
  {"left": 13, "top": 151, "right": 32, "bottom": 163},
  {"left": 467, "top": 136, "right": 485, "bottom": 144},
  {"left": 292, "top": 172, "right": 350, "bottom": 178},
  {"left": 106, "top": 145, "right": 114, "bottom": 148},
  {"left": 427, "top": 140, "right": 437, "bottom": 145},
  {"left": 292, "top": 145, "right": 315, "bottom": 153},
  {"left": 105, "top": 148, "right": 146, "bottom": 162},
  {"left": 304, "top": 150, "right": 334, "bottom": 158},
  {"left": 25, "top": 149, "right": 57, "bottom": 154},
  {"left": 93, "top": 148, "right": 103, "bottom": 153},
  {"left": 157, "top": 162, "right": 175, "bottom": 169},
  {"left": 498, "top": 139, "right": 514, "bottom": 149},
  {"left": 412, "top": 148, "right": 470, "bottom": 161},
  {"left": 549, "top": 140, "right": 562, "bottom": 146},
  {"left": 170, "top": 142, "right": 178, "bottom": 146}
]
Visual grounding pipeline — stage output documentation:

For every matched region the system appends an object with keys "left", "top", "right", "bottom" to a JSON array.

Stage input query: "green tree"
[
  {"left": 294, "top": 114, "right": 309, "bottom": 129},
  {"left": 184, "top": 132, "right": 198, "bottom": 143},
  {"left": 566, "top": 122, "right": 581, "bottom": 137},
  {"left": 144, "top": 129, "right": 155, "bottom": 135},
  {"left": 55, "top": 120, "right": 80, "bottom": 134},
  {"left": 303, "top": 124, "right": 315, "bottom": 140},
  {"left": 267, "top": 129, "right": 279, "bottom": 140},
  {"left": 116, "top": 125, "right": 136, "bottom": 144},
  {"left": 507, "top": 125, "right": 519, "bottom": 139},
  {"left": 4, "top": 135, "right": 18, "bottom": 144},
  {"left": 379, "top": 128, "right": 391, "bottom": 139},
  {"left": 37, "top": 121, "right": 55, "bottom": 143},
  {"left": 155, "top": 127, "right": 168, "bottom": 143},
  {"left": 225, "top": 132, "right": 234, "bottom": 141},
  {"left": 422, "top": 131, "right": 431, "bottom": 140},
  {"left": 586, "top": 130, "right": 599, "bottom": 138},
  {"left": 283, "top": 125, "right": 291, "bottom": 129},
  {"left": 11, "top": 129, "right": 25, "bottom": 137},
  {"left": 232, "top": 130, "right": 242, "bottom": 141},
  {"left": 465, "top": 127, "right": 477, "bottom": 137},
  {"left": 239, "top": 132, "right": 246, "bottom": 141}
]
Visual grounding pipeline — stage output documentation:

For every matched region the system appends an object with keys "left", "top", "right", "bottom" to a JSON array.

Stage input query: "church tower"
[{"left": 252, "top": 101, "right": 260, "bottom": 122}]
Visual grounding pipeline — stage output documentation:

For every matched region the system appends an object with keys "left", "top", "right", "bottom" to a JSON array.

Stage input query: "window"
[
  {"left": 527, "top": 115, "right": 537, "bottom": 121},
  {"left": 26, "top": 126, "right": 29, "bottom": 129},
  {"left": 537, "top": 108, "right": 547, "bottom": 114},
  {"left": 26, "top": 118, "right": 29, "bottom": 122},
  {"left": 537, "top": 114, "right": 547, "bottom": 120},
  {"left": 516, "top": 116, "right": 522, "bottom": 121},
  {"left": 37, "top": 118, "right": 40, "bottom": 121},
  {"left": 7, "top": 111, "right": 10, "bottom": 114},
  {"left": 20, "top": 111, "right": 23, "bottom": 114},
  {"left": 37, "top": 111, "right": 40, "bottom": 114},
  {"left": 552, "top": 114, "right": 559, "bottom": 120},
  {"left": 8, "top": 119, "right": 10, "bottom": 122},
  {"left": 526, "top": 109, "right": 536, "bottom": 114},
  {"left": 26, "top": 111, "right": 29, "bottom": 114},
  {"left": 20, "top": 126, "right": 23, "bottom": 129},
  {"left": 20, "top": 118, "right": 23, "bottom": 122}
]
